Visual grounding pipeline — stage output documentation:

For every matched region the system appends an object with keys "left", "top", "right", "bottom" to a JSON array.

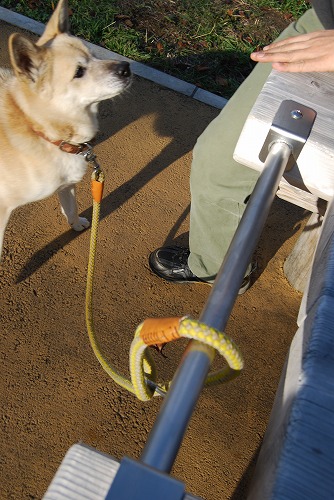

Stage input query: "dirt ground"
[{"left": 0, "top": 20, "right": 308, "bottom": 500}]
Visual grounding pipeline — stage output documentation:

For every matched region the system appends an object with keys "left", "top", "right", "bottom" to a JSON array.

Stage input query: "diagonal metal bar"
[{"left": 140, "top": 101, "right": 316, "bottom": 474}]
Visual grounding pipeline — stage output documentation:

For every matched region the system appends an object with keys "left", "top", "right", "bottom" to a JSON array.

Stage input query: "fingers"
[
  {"left": 270, "top": 60, "right": 321, "bottom": 73},
  {"left": 251, "top": 46, "right": 307, "bottom": 62},
  {"left": 262, "top": 30, "right": 332, "bottom": 51},
  {"left": 250, "top": 30, "right": 334, "bottom": 72}
]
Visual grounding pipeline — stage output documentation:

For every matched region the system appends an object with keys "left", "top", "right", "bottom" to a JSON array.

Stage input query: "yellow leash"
[{"left": 85, "top": 167, "right": 244, "bottom": 401}]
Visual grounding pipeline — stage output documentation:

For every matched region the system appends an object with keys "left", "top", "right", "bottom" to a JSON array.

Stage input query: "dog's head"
[{"left": 8, "top": 0, "right": 131, "bottom": 108}]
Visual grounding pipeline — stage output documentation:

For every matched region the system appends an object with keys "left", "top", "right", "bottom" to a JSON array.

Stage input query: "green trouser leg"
[{"left": 188, "top": 8, "right": 324, "bottom": 282}]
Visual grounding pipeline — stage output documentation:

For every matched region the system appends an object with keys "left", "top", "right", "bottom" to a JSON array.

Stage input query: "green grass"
[{"left": 0, "top": 0, "right": 309, "bottom": 98}]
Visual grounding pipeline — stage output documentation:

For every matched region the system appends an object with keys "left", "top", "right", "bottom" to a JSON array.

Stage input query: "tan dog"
[{"left": 0, "top": 0, "right": 131, "bottom": 260}]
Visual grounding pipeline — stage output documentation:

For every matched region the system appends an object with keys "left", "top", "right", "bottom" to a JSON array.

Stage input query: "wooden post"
[{"left": 284, "top": 212, "right": 323, "bottom": 293}]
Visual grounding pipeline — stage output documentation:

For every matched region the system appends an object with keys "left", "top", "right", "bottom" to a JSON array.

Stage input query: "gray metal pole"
[{"left": 140, "top": 142, "right": 292, "bottom": 472}]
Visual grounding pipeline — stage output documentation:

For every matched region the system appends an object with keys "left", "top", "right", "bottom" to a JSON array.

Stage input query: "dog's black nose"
[{"left": 117, "top": 61, "right": 131, "bottom": 78}]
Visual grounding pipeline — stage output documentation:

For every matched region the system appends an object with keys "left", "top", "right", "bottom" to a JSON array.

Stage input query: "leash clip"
[
  {"left": 145, "top": 378, "right": 167, "bottom": 397},
  {"left": 80, "top": 142, "right": 101, "bottom": 172}
]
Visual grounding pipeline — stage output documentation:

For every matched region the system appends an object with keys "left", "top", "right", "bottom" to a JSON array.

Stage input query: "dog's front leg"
[{"left": 58, "top": 185, "right": 90, "bottom": 231}]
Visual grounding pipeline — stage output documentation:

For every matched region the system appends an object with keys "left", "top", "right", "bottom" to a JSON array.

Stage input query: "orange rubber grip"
[
  {"left": 91, "top": 179, "right": 104, "bottom": 203},
  {"left": 140, "top": 317, "right": 182, "bottom": 345}
]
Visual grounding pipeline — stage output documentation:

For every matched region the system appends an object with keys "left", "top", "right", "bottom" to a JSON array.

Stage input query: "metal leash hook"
[
  {"left": 145, "top": 379, "right": 167, "bottom": 397},
  {"left": 80, "top": 143, "right": 105, "bottom": 211},
  {"left": 80, "top": 142, "right": 102, "bottom": 173}
]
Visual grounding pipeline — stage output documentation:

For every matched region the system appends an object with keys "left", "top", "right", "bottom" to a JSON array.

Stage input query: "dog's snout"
[{"left": 116, "top": 61, "right": 131, "bottom": 78}]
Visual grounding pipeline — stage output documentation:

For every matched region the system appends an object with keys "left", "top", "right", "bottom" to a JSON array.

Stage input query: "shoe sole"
[
  {"left": 149, "top": 268, "right": 211, "bottom": 286},
  {"left": 150, "top": 267, "right": 251, "bottom": 294}
]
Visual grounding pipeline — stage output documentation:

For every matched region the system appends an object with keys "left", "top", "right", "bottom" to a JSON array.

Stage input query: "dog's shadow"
[{"left": 16, "top": 75, "right": 218, "bottom": 282}]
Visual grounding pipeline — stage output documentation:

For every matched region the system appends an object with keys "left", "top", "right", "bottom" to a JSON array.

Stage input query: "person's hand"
[{"left": 250, "top": 30, "right": 334, "bottom": 72}]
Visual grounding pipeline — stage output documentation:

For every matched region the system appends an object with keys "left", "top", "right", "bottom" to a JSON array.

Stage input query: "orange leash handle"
[{"left": 139, "top": 317, "right": 183, "bottom": 345}]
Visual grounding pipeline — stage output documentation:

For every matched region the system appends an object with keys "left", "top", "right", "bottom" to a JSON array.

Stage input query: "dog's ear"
[
  {"left": 9, "top": 34, "right": 44, "bottom": 82},
  {"left": 36, "top": 0, "right": 70, "bottom": 46}
]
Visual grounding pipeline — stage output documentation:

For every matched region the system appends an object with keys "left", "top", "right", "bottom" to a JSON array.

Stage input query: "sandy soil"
[{"left": 0, "top": 20, "right": 307, "bottom": 500}]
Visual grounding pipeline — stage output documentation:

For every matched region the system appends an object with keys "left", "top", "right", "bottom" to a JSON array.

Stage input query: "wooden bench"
[
  {"left": 234, "top": 70, "right": 334, "bottom": 291},
  {"left": 247, "top": 194, "right": 334, "bottom": 500}
]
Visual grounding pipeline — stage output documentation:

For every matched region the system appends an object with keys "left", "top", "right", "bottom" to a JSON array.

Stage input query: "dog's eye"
[{"left": 74, "top": 66, "right": 86, "bottom": 79}]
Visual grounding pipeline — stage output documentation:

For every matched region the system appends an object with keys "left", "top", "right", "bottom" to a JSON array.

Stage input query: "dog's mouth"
[{"left": 122, "top": 73, "right": 132, "bottom": 91}]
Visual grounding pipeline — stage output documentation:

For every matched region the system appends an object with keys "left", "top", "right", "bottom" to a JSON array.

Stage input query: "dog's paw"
[{"left": 71, "top": 217, "right": 90, "bottom": 231}]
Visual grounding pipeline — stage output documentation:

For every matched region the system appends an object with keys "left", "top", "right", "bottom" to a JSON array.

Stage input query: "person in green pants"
[{"left": 149, "top": 3, "right": 334, "bottom": 294}]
